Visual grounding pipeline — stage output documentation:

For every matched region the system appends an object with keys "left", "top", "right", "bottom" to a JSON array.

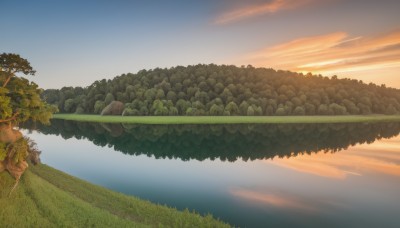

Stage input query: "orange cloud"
[
  {"left": 214, "top": 0, "right": 315, "bottom": 25},
  {"left": 230, "top": 189, "right": 316, "bottom": 211},
  {"left": 267, "top": 135, "right": 400, "bottom": 179},
  {"left": 245, "top": 29, "right": 400, "bottom": 79}
]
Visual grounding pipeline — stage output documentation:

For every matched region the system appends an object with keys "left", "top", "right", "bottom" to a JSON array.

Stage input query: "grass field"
[
  {"left": 53, "top": 114, "right": 400, "bottom": 124},
  {"left": 0, "top": 164, "right": 229, "bottom": 228}
]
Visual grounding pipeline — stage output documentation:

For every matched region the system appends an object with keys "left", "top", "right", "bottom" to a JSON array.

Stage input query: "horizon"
[{"left": 1, "top": 0, "right": 399, "bottom": 89}]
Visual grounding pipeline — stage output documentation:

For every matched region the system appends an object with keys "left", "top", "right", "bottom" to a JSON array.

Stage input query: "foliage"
[
  {"left": 42, "top": 64, "right": 400, "bottom": 116},
  {"left": 0, "top": 76, "right": 56, "bottom": 125},
  {"left": 0, "top": 164, "right": 229, "bottom": 227},
  {"left": 0, "top": 136, "right": 40, "bottom": 170},
  {"left": 0, "top": 88, "right": 12, "bottom": 120},
  {"left": 0, "top": 53, "right": 35, "bottom": 87},
  {"left": 0, "top": 53, "right": 56, "bottom": 125},
  {"left": 6, "top": 138, "right": 29, "bottom": 164}
]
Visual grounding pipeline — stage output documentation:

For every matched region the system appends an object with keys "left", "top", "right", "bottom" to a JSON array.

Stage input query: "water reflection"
[
  {"left": 26, "top": 120, "right": 400, "bottom": 162},
  {"left": 230, "top": 189, "right": 317, "bottom": 212},
  {"left": 269, "top": 137, "right": 400, "bottom": 179},
  {"left": 21, "top": 120, "right": 400, "bottom": 228}
]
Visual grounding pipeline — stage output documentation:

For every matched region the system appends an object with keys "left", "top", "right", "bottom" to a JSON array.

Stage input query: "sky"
[{"left": 1, "top": 0, "right": 399, "bottom": 89}]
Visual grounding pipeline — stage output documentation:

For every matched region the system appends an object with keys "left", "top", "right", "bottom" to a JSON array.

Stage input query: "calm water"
[{"left": 23, "top": 120, "right": 400, "bottom": 227}]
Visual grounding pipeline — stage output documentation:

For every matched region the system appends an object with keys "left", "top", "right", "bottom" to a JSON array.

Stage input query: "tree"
[
  {"left": 329, "top": 103, "right": 347, "bottom": 115},
  {"left": 169, "top": 107, "right": 178, "bottom": 116},
  {"left": 318, "top": 104, "right": 331, "bottom": 115},
  {"left": 139, "top": 106, "right": 149, "bottom": 115},
  {"left": 265, "top": 105, "right": 274, "bottom": 115},
  {"left": 152, "top": 99, "right": 168, "bottom": 115},
  {"left": 75, "top": 106, "right": 85, "bottom": 114},
  {"left": 253, "top": 105, "right": 263, "bottom": 116},
  {"left": 239, "top": 101, "right": 249, "bottom": 115},
  {"left": 1, "top": 53, "right": 55, "bottom": 191},
  {"left": 144, "top": 88, "right": 157, "bottom": 101},
  {"left": 0, "top": 54, "right": 56, "bottom": 123},
  {"left": 247, "top": 106, "right": 255, "bottom": 116},
  {"left": 275, "top": 107, "right": 286, "bottom": 116},
  {"left": 64, "top": 99, "right": 75, "bottom": 113},
  {"left": 385, "top": 104, "right": 397, "bottom": 115},
  {"left": 94, "top": 101, "right": 105, "bottom": 114},
  {"left": 0, "top": 53, "right": 35, "bottom": 88},
  {"left": 166, "top": 91, "right": 177, "bottom": 103},
  {"left": 304, "top": 103, "right": 316, "bottom": 115},
  {"left": 210, "top": 104, "right": 224, "bottom": 115},
  {"left": 225, "top": 101, "right": 239, "bottom": 115},
  {"left": 176, "top": 99, "right": 190, "bottom": 115},
  {"left": 293, "top": 106, "right": 306, "bottom": 115},
  {"left": 104, "top": 93, "right": 115, "bottom": 106},
  {"left": 156, "top": 89, "right": 165, "bottom": 99},
  {"left": 1, "top": 74, "right": 55, "bottom": 125}
]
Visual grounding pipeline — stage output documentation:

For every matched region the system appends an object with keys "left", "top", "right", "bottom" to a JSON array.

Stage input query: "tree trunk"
[{"left": 2, "top": 71, "right": 14, "bottom": 88}]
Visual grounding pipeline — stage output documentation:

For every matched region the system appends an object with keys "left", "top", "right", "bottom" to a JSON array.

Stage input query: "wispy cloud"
[
  {"left": 214, "top": 0, "right": 315, "bottom": 25},
  {"left": 244, "top": 29, "right": 400, "bottom": 76}
]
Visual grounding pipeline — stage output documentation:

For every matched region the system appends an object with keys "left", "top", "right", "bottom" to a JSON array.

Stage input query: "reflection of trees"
[{"left": 28, "top": 120, "right": 400, "bottom": 162}]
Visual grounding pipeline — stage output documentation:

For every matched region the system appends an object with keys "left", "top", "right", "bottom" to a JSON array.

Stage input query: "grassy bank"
[
  {"left": 0, "top": 164, "right": 229, "bottom": 227},
  {"left": 53, "top": 114, "right": 400, "bottom": 124}
]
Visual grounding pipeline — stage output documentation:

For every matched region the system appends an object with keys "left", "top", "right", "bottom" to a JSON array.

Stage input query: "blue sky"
[{"left": 1, "top": 0, "right": 399, "bottom": 88}]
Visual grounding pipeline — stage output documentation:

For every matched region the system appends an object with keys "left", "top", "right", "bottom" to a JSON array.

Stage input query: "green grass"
[
  {"left": 0, "top": 164, "right": 230, "bottom": 228},
  {"left": 53, "top": 113, "right": 400, "bottom": 124}
]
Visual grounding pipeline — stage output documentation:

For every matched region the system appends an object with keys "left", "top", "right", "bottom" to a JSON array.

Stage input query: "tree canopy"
[
  {"left": 43, "top": 64, "right": 400, "bottom": 116},
  {"left": 0, "top": 53, "right": 56, "bottom": 126},
  {"left": 0, "top": 53, "right": 36, "bottom": 88},
  {"left": 0, "top": 53, "right": 56, "bottom": 186}
]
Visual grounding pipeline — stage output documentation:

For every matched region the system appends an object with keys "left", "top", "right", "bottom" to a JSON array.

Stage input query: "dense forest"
[
  {"left": 43, "top": 64, "right": 400, "bottom": 116},
  {"left": 26, "top": 120, "right": 400, "bottom": 161}
]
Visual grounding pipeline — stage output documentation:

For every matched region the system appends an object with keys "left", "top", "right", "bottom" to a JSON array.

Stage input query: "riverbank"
[
  {"left": 0, "top": 164, "right": 229, "bottom": 227},
  {"left": 53, "top": 114, "right": 400, "bottom": 124}
]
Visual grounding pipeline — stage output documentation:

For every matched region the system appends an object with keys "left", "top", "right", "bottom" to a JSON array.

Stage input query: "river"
[{"left": 23, "top": 120, "right": 400, "bottom": 227}]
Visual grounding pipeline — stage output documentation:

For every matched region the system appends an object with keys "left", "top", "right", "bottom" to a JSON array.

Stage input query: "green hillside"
[
  {"left": 0, "top": 164, "right": 229, "bottom": 228},
  {"left": 43, "top": 64, "right": 400, "bottom": 116}
]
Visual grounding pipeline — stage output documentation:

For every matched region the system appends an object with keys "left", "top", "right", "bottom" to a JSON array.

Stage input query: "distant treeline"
[
  {"left": 26, "top": 120, "right": 400, "bottom": 161},
  {"left": 43, "top": 64, "right": 400, "bottom": 116}
]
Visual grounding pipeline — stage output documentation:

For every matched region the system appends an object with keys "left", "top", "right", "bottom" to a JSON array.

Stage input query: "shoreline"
[
  {"left": 53, "top": 114, "right": 400, "bottom": 124},
  {"left": 0, "top": 164, "right": 229, "bottom": 227}
]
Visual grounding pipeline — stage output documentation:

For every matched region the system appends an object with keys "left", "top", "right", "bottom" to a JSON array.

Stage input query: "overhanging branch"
[
  {"left": 0, "top": 112, "right": 19, "bottom": 123},
  {"left": 2, "top": 70, "right": 15, "bottom": 88}
]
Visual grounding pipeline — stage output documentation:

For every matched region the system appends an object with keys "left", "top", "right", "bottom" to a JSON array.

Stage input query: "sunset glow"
[
  {"left": 268, "top": 136, "right": 400, "bottom": 179},
  {"left": 1, "top": 1, "right": 400, "bottom": 227},
  {"left": 230, "top": 189, "right": 316, "bottom": 211},
  {"left": 243, "top": 29, "right": 400, "bottom": 86},
  {"left": 214, "top": 0, "right": 316, "bottom": 25},
  {"left": 1, "top": 1, "right": 399, "bottom": 88}
]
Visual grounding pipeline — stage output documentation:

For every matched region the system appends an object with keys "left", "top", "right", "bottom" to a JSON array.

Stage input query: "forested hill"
[{"left": 43, "top": 64, "right": 400, "bottom": 116}]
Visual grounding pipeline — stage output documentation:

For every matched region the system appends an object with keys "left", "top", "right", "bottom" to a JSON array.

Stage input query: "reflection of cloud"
[
  {"left": 271, "top": 154, "right": 350, "bottom": 179},
  {"left": 268, "top": 136, "right": 400, "bottom": 179},
  {"left": 245, "top": 29, "right": 400, "bottom": 77},
  {"left": 214, "top": 0, "right": 315, "bottom": 25},
  {"left": 230, "top": 189, "right": 316, "bottom": 211}
]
